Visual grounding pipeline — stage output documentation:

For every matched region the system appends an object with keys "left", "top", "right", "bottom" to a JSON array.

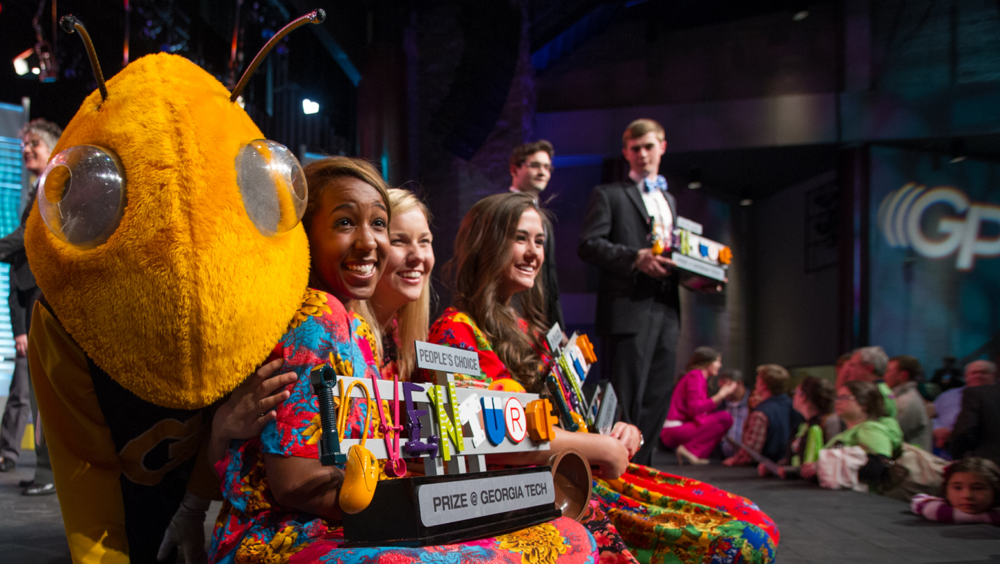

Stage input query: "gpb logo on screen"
[{"left": 878, "top": 183, "right": 1000, "bottom": 270}]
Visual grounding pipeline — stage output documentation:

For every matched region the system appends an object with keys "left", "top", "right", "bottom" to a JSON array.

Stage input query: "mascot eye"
[
  {"left": 37, "top": 145, "right": 128, "bottom": 250},
  {"left": 235, "top": 140, "right": 307, "bottom": 236}
]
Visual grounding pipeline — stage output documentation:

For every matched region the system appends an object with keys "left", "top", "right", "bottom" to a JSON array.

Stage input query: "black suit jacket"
[
  {"left": 951, "top": 384, "right": 1000, "bottom": 468},
  {"left": 0, "top": 189, "right": 38, "bottom": 335},
  {"left": 578, "top": 180, "right": 679, "bottom": 335}
]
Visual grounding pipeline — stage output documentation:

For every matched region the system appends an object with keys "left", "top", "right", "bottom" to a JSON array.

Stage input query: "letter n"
[{"left": 427, "top": 383, "right": 465, "bottom": 460}]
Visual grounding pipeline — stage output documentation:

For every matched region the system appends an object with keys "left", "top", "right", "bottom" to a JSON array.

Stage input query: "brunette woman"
[
  {"left": 800, "top": 380, "right": 903, "bottom": 480},
  {"left": 427, "top": 192, "right": 778, "bottom": 564},
  {"left": 660, "top": 347, "right": 735, "bottom": 465}
]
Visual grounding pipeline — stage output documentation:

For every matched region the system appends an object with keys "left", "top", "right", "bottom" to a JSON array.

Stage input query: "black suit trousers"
[{"left": 608, "top": 300, "right": 679, "bottom": 466}]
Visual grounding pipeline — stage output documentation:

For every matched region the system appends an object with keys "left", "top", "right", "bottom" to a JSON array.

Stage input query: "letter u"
[{"left": 482, "top": 396, "right": 506, "bottom": 445}]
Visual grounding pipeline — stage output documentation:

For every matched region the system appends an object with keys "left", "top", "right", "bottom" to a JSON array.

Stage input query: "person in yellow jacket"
[{"left": 26, "top": 13, "right": 322, "bottom": 563}]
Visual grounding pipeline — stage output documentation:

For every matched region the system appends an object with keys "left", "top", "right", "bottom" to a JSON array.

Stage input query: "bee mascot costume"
[{"left": 24, "top": 12, "right": 321, "bottom": 563}]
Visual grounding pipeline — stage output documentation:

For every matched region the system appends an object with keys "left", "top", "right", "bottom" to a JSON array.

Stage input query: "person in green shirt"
[{"left": 800, "top": 380, "right": 903, "bottom": 479}]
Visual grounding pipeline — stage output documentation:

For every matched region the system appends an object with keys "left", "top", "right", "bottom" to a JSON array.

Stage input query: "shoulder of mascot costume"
[{"left": 26, "top": 52, "right": 311, "bottom": 410}]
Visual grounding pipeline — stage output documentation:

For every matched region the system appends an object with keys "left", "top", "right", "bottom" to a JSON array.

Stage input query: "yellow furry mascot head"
[{"left": 24, "top": 14, "right": 325, "bottom": 409}]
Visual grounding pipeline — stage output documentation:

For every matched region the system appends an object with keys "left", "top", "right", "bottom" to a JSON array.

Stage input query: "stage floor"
[{"left": 2, "top": 447, "right": 999, "bottom": 563}]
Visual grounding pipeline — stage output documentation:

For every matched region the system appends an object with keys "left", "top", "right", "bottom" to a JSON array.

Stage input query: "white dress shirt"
[{"left": 628, "top": 171, "right": 673, "bottom": 243}]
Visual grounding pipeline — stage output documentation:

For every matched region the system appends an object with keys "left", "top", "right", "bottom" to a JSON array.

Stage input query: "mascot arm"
[{"left": 28, "top": 301, "right": 130, "bottom": 564}]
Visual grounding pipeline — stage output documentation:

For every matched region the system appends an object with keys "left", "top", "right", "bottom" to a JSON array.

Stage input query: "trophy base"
[{"left": 341, "top": 466, "right": 561, "bottom": 547}]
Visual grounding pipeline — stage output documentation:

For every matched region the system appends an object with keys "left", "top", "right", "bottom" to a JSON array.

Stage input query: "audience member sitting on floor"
[
  {"left": 800, "top": 381, "right": 903, "bottom": 479},
  {"left": 660, "top": 347, "right": 735, "bottom": 465},
  {"left": 911, "top": 457, "right": 1000, "bottom": 525},
  {"left": 762, "top": 376, "right": 841, "bottom": 479},
  {"left": 843, "top": 346, "right": 897, "bottom": 418},
  {"left": 724, "top": 364, "right": 801, "bottom": 467},
  {"left": 718, "top": 369, "right": 750, "bottom": 459},
  {"left": 950, "top": 361, "right": 1000, "bottom": 469},
  {"left": 935, "top": 361, "right": 997, "bottom": 455},
  {"left": 886, "top": 355, "right": 933, "bottom": 451}
]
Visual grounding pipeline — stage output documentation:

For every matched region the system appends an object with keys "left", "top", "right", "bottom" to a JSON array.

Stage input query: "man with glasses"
[
  {"left": 0, "top": 119, "right": 61, "bottom": 495},
  {"left": 508, "top": 140, "right": 564, "bottom": 333}
]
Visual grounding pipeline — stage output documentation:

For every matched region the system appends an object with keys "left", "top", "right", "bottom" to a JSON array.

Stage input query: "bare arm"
[
  {"left": 487, "top": 426, "right": 630, "bottom": 479},
  {"left": 265, "top": 454, "right": 345, "bottom": 522}
]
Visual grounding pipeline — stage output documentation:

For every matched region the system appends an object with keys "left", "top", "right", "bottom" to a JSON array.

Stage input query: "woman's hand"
[
  {"left": 800, "top": 462, "right": 817, "bottom": 479},
  {"left": 610, "top": 422, "right": 642, "bottom": 459},
  {"left": 591, "top": 434, "right": 630, "bottom": 480},
  {"left": 209, "top": 359, "right": 297, "bottom": 464},
  {"left": 713, "top": 380, "right": 738, "bottom": 404}
]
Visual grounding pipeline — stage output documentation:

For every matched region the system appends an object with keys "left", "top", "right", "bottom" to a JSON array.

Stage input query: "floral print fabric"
[
  {"left": 427, "top": 308, "right": 779, "bottom": 564},
  {"left": 210, "top": 290, "right": 598, "bottom": 564},
  {"left": 427, "top": 307, "right": 534, "bottom": 388}
]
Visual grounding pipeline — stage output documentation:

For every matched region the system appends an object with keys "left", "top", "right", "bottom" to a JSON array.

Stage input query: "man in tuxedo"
[
  {"left": 508, "top": 140, "right": 565, "bottom": 332},
  {"left": 950, "top": 361, "right": 1000, "bottom": 467},
  {"left": 0, "top": 118, "right": 60, "bottom": 495},
  {"left": 578, "top": 119, "right": 680, "bottom": 466}
]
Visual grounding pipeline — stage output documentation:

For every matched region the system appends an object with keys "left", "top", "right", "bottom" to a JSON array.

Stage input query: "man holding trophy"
[{"left": 579, "top": 118, "right": 727, "bottom": 466}]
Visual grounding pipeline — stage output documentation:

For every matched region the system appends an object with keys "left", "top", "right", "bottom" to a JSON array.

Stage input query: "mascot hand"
[
  {"left": 157, "top": 491, "right": 211, "bottom": 563},
  {"left": 210, "top": 358, "right": 297, "bottom": 464}
]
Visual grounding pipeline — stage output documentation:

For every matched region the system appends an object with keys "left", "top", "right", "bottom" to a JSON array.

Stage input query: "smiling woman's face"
[
  {"left": 498, "top": 207, "right": 544, "bottom": 301},
  {"left": 372, "top": 207, "right": 434, "bottom": 316},
  {"left": 307, "top": 176, "right": 389, "bottom": 303}
]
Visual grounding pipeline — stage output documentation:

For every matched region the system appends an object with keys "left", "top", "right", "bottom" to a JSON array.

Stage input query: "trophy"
[
  {"left": 313, "top": 340, "right": 591, "bottom": 547},
  {"left": 662, "top": 216, "right": 731, "bottom": 289}
]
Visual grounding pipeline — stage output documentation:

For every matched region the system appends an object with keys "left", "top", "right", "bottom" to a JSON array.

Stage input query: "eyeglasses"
[
  {"left": 21, "top": 138, "right": 43, "bottom": 151},
  {"left": 524, "top": 162, "right": 553, "bottom": 172},
  {"left": 835, "top": 394, "right": 856, "bottom": 402}
]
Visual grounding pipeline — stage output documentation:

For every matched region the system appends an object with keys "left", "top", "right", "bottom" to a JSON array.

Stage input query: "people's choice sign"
[{"left": 878, "top": 183, "right": 1000, "bottom": 270}]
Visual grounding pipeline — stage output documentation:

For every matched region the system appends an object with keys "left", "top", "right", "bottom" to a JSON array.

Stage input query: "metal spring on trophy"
[{"left": 311, "top": 365, "right": 347, "bottom": 465}]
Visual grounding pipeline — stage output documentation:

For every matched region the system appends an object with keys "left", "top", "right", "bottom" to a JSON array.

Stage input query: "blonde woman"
[{"left": 369, "top": 189, "right": 434, "bottom": 381}]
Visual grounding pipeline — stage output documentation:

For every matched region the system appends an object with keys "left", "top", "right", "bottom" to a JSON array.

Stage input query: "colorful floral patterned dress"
[
  {"left": 210, "top": 291, "right": 598, "bottom": 564},
  {"left": 428, "top": 308, "right": 779, "bottom": 564}
]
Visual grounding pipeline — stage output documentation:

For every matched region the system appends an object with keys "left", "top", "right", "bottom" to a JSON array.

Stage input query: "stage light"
[
  {"left": 13, "top": 48, "right": 34, "bottom": 76},
  {"left": 739, "top": 198, "right": 753, "bottom": 206},
  {"left": 949, "top": 139, "right": 967, "bottom": 164},
  {"left": 687, "top": 168, "right": 702, "bottom": 190},
  {"left": 793, "top": 10, "right": 809, "bottom": 21},
  {"left": 12, "top": 42, "right": 57, "bottom": 82},
  {"left": 302, "top": 98, "right": 319, "bottom": 114}
]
